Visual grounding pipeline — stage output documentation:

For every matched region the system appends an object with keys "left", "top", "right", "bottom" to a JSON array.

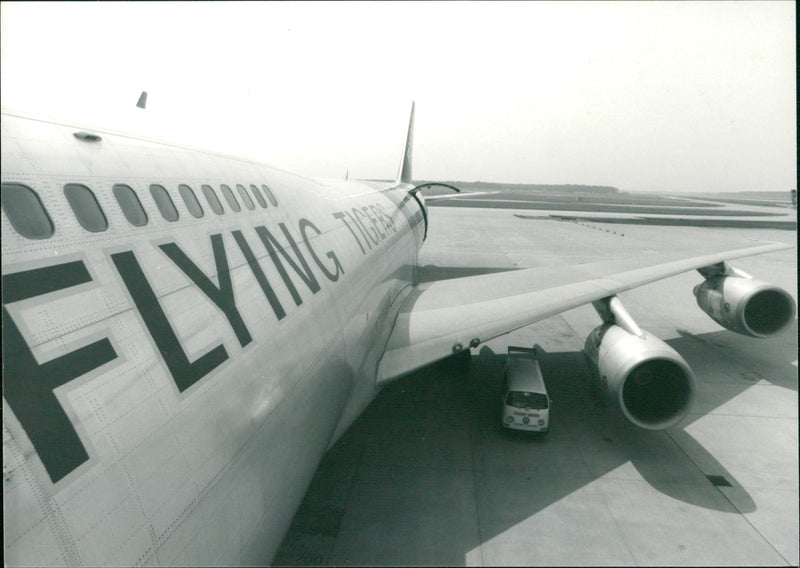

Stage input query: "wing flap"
[{"left": 377, "top": 242, "right": 790, "bottom": 384}]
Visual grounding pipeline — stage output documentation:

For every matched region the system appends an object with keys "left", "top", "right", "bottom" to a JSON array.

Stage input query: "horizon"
[{"left": 1, "top": 2, "right": 795, "bottom": 193}]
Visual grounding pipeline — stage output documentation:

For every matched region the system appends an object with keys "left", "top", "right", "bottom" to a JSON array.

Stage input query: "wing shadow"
[{"left": 274, "top": 321, "right": 798, "bottom": 565}]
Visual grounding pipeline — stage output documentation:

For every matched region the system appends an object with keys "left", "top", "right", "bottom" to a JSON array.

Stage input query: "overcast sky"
[{"left": 1, "top": 2, "right": 795, "bottom": 192}]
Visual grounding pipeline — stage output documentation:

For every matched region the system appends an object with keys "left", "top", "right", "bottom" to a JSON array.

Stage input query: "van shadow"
[
  {"left": 274, "top": 326, "right": 796, "bottom": 566},
  {"left": 469, "top": 343, "right": 757, "bottom": 515}
]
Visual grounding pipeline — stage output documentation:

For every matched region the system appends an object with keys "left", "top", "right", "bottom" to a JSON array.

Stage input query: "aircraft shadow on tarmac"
[
  {"left": 465, "top": 341, "right": 759, "bottom": 515},
  {"left": 275, "top": 316, "right": 796, "bottom": 566}
]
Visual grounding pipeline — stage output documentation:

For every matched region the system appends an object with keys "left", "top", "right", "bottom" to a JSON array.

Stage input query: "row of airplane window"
[{"left": 1, "top": 182, "right": 279, "bottom": 240}]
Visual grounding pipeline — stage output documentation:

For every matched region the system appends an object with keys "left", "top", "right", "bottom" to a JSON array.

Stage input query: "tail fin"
[{"left": 396, "top": 101, "right": 415, "bottom": 184}]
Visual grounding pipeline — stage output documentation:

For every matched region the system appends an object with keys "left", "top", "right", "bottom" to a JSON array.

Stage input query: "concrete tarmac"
[{"left": 274, "top": 203, "right": 798, "bottom": 566}]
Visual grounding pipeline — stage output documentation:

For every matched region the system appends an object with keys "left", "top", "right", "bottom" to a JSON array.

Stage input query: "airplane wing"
[{"left": 377, "top": 241, "right": 791, "bottom": 383}]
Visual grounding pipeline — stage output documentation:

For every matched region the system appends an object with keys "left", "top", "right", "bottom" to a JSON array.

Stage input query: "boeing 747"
[{"left": 2, "top": 102, "right": 795, "bottom": 566}]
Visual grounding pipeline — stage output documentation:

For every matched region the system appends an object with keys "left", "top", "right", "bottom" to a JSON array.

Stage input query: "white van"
[{"left": 502, "top": 346, "right": 550, "bottom": 432}]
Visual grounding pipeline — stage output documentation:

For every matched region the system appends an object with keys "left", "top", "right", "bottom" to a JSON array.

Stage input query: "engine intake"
[
  {"left": 694, "top": 277, "right": 795, "bottom": 338},
  {"left": 584, "top": 324, "right": 696, "bottom": 430}
]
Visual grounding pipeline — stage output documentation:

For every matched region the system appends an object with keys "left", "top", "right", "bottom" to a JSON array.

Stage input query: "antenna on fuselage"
[{"left": 136, "top": 91, "right": 148, "bottom": 109}]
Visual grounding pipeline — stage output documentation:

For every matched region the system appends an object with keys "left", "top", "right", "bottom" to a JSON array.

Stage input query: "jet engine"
[
  {"left": 694, "top": 276, "right": 795, "bottom": 338},
  {"left": 584, "top": 323, "right": 696, "bottom": 430}
]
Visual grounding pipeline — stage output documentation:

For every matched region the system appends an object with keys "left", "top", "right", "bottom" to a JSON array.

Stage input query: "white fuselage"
[{"left": 2, "top": 112, "right": 425, "bottom": 565}]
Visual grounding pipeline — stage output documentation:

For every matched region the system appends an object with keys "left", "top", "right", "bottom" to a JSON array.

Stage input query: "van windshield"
[{"left": 505, "top": 391, "right": 548, "bottom": 410}]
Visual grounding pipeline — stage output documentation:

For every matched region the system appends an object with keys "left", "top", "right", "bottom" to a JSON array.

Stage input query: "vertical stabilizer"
[{"left": 396, "top": 101, "right": 415, "bottom": 184}]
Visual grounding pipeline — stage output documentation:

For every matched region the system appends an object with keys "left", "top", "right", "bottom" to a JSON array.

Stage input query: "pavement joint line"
[
  {"left": 557, "top": 311, "right": 592, "bottom": 343},
  {"left": 591, "top": 463, "right": 643, "bottom": 567},
  {"left": 681, "top": 328, "right": 795, "bottom": 382},
  {"left": 721, "top": 489, "right": 793, "bottom": 566},
  {"left": 325, "top": 441, "right": 367, "bottom": 566},
  {"left": 468, "top": 423, "right": 486, "bottom": 567},
  {"left": 328, "top": 466, "right": 359, "bottom": 567},
  {"left": 699, "top": 412, "right": 797, "bottom": 420},
  {"left": 665, "top": 429, "right": 793, "bottom": 566}
]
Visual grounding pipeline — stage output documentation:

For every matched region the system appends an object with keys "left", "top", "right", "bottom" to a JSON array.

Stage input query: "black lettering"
[
  {"left": 255, "top": 223, "right": 320, "bottom": 306},
  {"left": 111, "top": 251, "right": 228, "bottom": 392},
  {"left": 3, "top": 262, "right": 117, "bottom": 482},
  {"left": 382, "top": 190, "right": 416, "bottom": 231},
  {"left": 159, "top": 235, "right": 252, "bottom": 347},
  {"left": 299, "top": 218, "right": 344, "bottom": 282},
  {"left": 231, "top": 230, "right": 287, "bottom": 320},
  {"left": 345, "top": 210, "right": 373, "bottom": 249},
  {"left": 376, "top": 203, "right": 397, "bottom": 233},
  {"left": 363, "top": 206, "right": 386, "bottom": 240},
  {"left": 352, "top": 208, "right": 379, "bottom": 245},
  {"left": 370, "top": 204, "right": 391, "bottom": 236},
  {"left": 333, "top": 211, "right": 366, "bottom": 254}
]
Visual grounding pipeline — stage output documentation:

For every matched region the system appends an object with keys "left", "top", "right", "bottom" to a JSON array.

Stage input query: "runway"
[{"left": 274, "top": 196, "right": 798, "bottom": 566}]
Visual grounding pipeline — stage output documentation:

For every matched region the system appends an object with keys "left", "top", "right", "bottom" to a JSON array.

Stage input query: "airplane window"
[
  {"left": 262, "top": 184, "right": 279, "bottom": 206},
  {"left": 113, "top": 184, "right": 148, "bottom": 227},
  {"left": 179, "top": 184, "right": 204, "bottom": 218},
  {"left": 250, "top": 184, "right": 268, "bottom": 208},
  {"left": 236, "top": 184, "right": 255, "bottom": 210},
  {"left": 201, "top": 184, "right": 225, "bottom": 215},
  {"left": 220, "top": 184, "right": 241, "bottom": 212},
  {"left": 64, "top": 184, "right": 108, "bottom": 232},
  {"left": 149, "top": 184, "right": 179, "bottom": 222},
  {"left": 1, "top": 183, "right": 55, "bottom": 239}
]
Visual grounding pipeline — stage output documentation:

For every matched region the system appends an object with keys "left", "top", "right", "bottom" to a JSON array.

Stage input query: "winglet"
[
  {"left": 136, "top": 91, "right": 148, "bottom": 109},
  {"left": 396, "top": 101, "right": 415, "bottom": 184}
]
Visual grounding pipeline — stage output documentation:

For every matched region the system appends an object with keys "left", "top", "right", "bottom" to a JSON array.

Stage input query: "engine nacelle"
[
  {"left": 694, "top": 277, "right": 795, "bottom": 338},
  {"left": 584, "top": 324, "right": 696, "bottom": 430}
]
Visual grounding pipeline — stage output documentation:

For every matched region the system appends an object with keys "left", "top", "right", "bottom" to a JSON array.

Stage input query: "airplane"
[{"left": 2, "top": 100, "right": 796, "bottom": 566}]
